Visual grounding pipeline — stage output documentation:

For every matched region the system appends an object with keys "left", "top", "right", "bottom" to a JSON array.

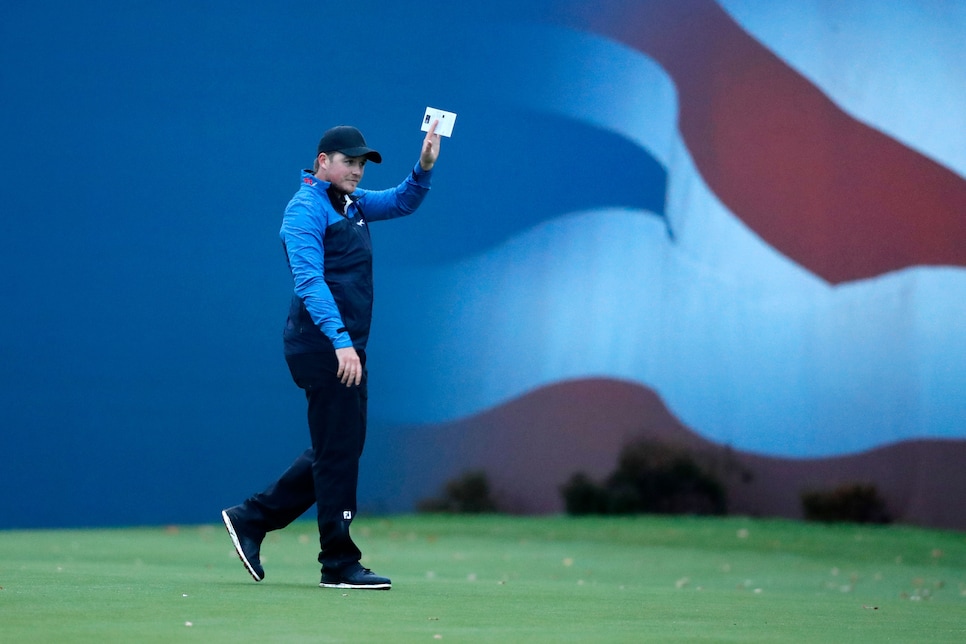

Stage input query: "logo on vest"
[{"left": 343, "top": 510, "right": 353, "bottom": 520}]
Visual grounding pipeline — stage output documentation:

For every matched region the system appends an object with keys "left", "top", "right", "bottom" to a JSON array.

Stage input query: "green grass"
[{"left": 2, "top": 515, "right": 965, "bottom": 642}]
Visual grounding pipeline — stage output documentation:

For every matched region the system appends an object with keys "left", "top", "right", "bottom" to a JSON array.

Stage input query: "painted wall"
[{"left": 2, "top": 0, "right": 963, "bottom": 528}]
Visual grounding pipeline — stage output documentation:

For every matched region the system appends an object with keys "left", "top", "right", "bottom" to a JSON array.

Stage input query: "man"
[{"left": 222, "top": 121, "right": 441, "bottom": 590}]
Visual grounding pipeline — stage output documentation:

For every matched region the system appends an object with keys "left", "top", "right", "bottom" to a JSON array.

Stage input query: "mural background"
[{"left": 2, "top": 0, "right": 963, "bottom": 529}]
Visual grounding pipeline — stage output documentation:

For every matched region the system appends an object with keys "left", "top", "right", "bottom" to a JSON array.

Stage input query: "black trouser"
[{"left": 243, "top": 350, "right": 367, "bottom": 572}]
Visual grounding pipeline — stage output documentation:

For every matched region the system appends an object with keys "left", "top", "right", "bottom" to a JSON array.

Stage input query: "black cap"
[{"left": 316, "top": 126, "right": 382, "bottom": 163}]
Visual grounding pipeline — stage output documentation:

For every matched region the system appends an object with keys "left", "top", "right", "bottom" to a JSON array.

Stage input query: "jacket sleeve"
[
  {"left": 356, "top": 163, "right": 433, "bottom": 222},
  {"left": 279, "top": 196, "right": 353, "bottom": 348}
]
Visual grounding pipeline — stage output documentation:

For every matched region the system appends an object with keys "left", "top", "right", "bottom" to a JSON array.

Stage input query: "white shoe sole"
[
  {"left": 222, "top": 510, "right": 264, "bottom": 582},
  {"left": 320, "top": 581, "right": 392, "bottom": 590}
]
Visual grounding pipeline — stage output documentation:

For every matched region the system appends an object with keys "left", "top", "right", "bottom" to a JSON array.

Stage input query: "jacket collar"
[{"left": 300, "top": 169, "right": 329, "bottom": 194}]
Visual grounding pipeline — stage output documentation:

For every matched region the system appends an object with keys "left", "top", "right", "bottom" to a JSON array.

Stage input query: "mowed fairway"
[{"left": 2, "top": 515, "right": 965, "bottom": 642}]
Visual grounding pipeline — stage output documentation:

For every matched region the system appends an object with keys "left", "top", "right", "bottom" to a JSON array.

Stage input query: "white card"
[{"left": 421, "top": 107, "right": 457, "bottom": 137}]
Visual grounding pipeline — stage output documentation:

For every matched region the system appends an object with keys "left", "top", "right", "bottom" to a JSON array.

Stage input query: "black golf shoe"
[
  {"left": 320, "top": 562, "right": 391, "bottom": 590},
  {"left": 221, "top": 507, "right": 265, "bottom": 581}
]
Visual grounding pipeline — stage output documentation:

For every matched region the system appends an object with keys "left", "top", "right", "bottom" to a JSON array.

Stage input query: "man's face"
[{"left": 317, "top": 151, "right": 367, "bottom": 194}]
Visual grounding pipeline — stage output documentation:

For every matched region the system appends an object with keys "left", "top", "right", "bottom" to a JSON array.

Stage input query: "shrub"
[
  {"left": 417, "top": 470, "right": 498, "bottom": 513},
  {"left": 561, "top": 439, "right": 727, "bottom": 516},
  {"left": 801, "top": 483, "right": 890, "bottom": 524},
  {"left": 560, "top": 472, "right": 610, "bottom": 515}
]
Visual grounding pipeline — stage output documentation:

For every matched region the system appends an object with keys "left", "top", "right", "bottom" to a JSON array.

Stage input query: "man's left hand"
[{"left": 420, "top": 119, "right": 441, "bottom": 171}]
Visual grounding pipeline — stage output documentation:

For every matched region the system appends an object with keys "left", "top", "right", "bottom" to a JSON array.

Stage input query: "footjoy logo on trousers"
[{"left": 343, "top": 510, "right": 352, "bottom": 520}]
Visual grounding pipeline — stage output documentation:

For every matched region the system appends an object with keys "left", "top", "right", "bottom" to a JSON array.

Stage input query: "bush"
[
  {"left": 801, "top": 483, "right": 890, "bottom": 524},
  {"left": 417, "top": 470, "right": 498, "bottom": 513},
  {"left": 559, "top": 473, "right": 610, "bottom": 515},
  {"left": 561, "top": 439, "right": 727, "bottom": 516}
]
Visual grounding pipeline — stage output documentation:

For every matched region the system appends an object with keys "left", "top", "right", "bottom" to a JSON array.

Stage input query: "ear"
[{"left": 314, "top": 152, "right": 328, "bottom": 177}]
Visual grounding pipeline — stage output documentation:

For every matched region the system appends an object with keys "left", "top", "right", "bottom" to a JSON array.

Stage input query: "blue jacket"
[{"left": 281, "top": 164, "right": 432, "bottom": 354}]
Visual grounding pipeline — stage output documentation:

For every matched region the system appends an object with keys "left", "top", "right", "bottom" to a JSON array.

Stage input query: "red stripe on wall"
[{"left": 554, "top": 0, "right": 966, "bottom": 283}]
